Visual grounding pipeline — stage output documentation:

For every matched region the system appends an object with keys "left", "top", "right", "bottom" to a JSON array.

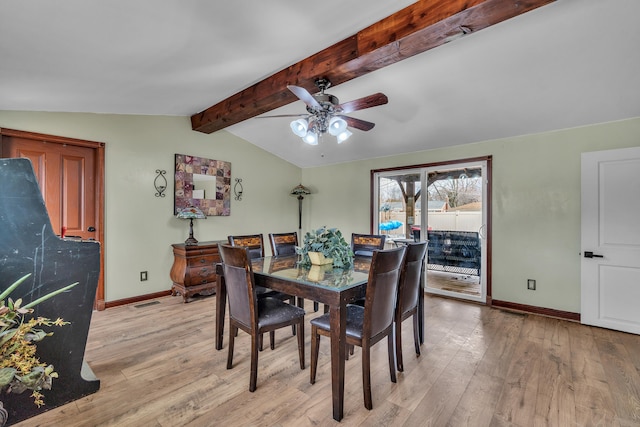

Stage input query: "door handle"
[
  {"left": 584, "top": 251, "right": 604, "bottom": 258},
  {"left": 88, "top": 226, "right": 96, "bottom": 232}
]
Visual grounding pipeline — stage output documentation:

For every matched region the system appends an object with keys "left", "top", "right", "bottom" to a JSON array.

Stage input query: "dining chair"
[
  {"left": 351, "top": 233, "right": 387, "bottom": 257},
  {"left": 228, "top": 234, "right": 265, "bottom": 260},
  {"left": 228, "top": 234, "right": 297, "bottom": 343},
  {"left": 394, "top": 241, "right": 428, "bottom": 372},
  {"left": 309, "top": 246, "right": 406, "bottom": 410},
  {"left": 228, "top": 234, "right": 294, "bottom": 305},
  {"left": 219, "top": 244, "right": 306, "bottom": 392},
  {"left": 269, "top": 231, "right": 322, "bottom": 313},
  {"left": 268, "top": 232, "right": 298, "bottom": 256}
]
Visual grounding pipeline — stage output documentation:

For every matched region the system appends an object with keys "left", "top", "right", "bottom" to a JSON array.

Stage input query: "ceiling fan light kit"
[
  {"left": 290, "top": 119, "right": 308, "bottom": 137},
  {"left": 303, "top": 129, "right": 319, "bottom": 145},
  {"left": 328, "top": 117, "right": 348, "bottom": 136},
  {"left": 262, "top": 78, "right": 387, "bottom": 146}
]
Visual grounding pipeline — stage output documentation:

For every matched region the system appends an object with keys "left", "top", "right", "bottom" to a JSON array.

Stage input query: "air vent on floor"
[{"left": 134, "top": 301, "right": 161, "bottom": 308}]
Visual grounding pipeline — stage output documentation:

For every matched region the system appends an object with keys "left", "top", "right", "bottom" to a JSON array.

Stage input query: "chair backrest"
[
  {"left": 397, "top": 241, "right": 428, "bottom": 317},
  {"left": 361, "top": 246, "right": 406, "bottom": 340},
  {"left": 269, "top": 232, "right": 298, "bottom": 256},
  {"left": 351, "top": 233, "right": 387, "bottom": 257},
  {"left": 228, "top": 234, "right": 265, "bottom": 259},
  {"left": 219, "top": 244, "right": 256, "bottom": 329}
]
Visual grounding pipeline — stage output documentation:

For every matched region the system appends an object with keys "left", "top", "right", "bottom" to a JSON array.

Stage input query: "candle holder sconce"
[
  {"left": 234, "top": 178, "right": 243, "bottom": 201},
  {"left": 154, "top": 170, "right": 167, "bottom": 197}
]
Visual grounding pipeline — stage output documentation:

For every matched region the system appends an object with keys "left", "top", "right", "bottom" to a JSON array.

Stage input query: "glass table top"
[{"left": 251, "top": 255, "right": 371, "bottom": 291}]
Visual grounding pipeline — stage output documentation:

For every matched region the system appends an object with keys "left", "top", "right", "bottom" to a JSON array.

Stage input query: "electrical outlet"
[
  {"left": 527, "top": 279, "right": 536, "bottom": 290},
  {"left": 140, "top": 271, "right": 148, "bottom": 281}
]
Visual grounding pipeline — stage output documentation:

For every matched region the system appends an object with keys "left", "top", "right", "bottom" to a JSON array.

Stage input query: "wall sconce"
[
  {"left": 234, "top": 178, "right": 243, "bottom": 201},
  {"left": 154, "top": 170, "right": 167, "bottom": 197}
]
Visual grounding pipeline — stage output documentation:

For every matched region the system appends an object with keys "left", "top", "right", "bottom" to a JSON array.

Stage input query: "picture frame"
[{"left": 174, "top": 153, "right": 231, "bottom": 216}]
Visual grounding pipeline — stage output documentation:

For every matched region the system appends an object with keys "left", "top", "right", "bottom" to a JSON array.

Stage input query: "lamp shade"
[
  {"left": 328, "top": 117, "right": 347, "bottom": 136},
  {"left": 290, "top": 119, "right": 308, "bottom": 137},
  {"left": 336, "top": 129, "right": 352, "bottom": 144},
  {"left": 176, "top": 206, "right": 206, "bottom": 219},
  {"left": 303, "top": 131, "right": 319, "bottom": 145},
  {"left": 290, "top": 184, "right": 311, "bottom": 196}
]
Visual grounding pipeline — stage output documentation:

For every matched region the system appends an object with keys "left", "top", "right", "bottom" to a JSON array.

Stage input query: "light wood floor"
[
  {"left": 426, "top": 270, "right": 481, "bottom": 296},
  {"left": 15, "top": 293, "right": 640, "bottom": 427}
]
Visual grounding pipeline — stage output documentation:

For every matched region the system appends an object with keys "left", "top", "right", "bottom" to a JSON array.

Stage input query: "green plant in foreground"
[
  {"left": 297, "top": 226, "right": 354, "bottom": 268},
  {"left": 0, "top": 274, "right": 77, "bottom": 407}
]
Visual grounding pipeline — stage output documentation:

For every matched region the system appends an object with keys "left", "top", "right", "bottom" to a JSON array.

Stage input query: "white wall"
[
  {"left": 0, "top": 111, "right": 301, "bottom": 301},
  {"left": 302, "top": 117, "right": 640, "bottom": 313}
]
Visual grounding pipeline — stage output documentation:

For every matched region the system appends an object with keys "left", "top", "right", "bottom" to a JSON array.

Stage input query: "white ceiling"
[{"left": 1, "top": 0, "right": 639, "bottom": 168}]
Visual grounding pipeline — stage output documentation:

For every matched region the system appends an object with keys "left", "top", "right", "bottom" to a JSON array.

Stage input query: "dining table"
[{"left": 214, "top": 254, "right": 424, "bottom": 421}]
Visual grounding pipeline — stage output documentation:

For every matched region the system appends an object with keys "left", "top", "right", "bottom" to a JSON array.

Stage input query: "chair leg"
[
  {"left": 310, "top": 326, "right": 320, "bottom": 384},
  {"left": 270, "top": 331, "right": 275, "bottom": 350},
  {"left": 227, "top": 325, "right": 236, "bottom": 369},
  {"left": 249, "top": 332, "right": 259, "bottom": 392},
  {"left": 258, "top": 333, "right": 263, "bottom": 351},
  {"left": 412, "top": 312, "right": 421, "bottom": 357},
  {"left": 297, "top": 319, "right": 305, "bottom": 369},
  {"left": 362, "top": 344, "right": 372, "bottom": 410},
  {"left": 387, "top": 333, "right": 397, "bottom": 384},
  {"left": 290, "top": 296, "right": 297, "bottom": 336},
  {"left": 313, "top": 301, "right": 319, "bottom": 312},
  {"left": 395, "top": 319, "right": 404, "bottom": 372}
]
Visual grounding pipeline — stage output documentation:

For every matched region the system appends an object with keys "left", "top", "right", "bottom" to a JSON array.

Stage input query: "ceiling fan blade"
[
  {"left": 338, "top": 93, "right": 388, "bottom": 114},
  {"left": 287, "top": 85, "right": 321, "bottom": 110},
  {"left": 255, "top": 113, "right": 308, "bottom": 119},
  {"left": 340, "top": 116, "right": 376, "bottom": 131}
]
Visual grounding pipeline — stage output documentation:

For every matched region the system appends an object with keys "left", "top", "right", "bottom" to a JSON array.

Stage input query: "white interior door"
[{"left": 581, "top": 146, "right": 640, "bottom": 334}]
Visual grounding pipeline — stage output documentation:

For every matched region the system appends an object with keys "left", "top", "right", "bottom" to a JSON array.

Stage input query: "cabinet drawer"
[
  {"left": 186, "top": 255, "right": 216, "bottom": 267},
  {"left": 187, "top": 266, "right": 216, "bottom": 285}
]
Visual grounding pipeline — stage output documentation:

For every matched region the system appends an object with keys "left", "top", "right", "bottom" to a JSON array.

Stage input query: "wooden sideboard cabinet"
[{"left": 170, "top": 240, "right": 225, "bottom": 302}]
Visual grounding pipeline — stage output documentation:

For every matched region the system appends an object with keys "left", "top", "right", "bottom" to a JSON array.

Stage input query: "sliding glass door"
[{"left": 373, "top": 157, "right": 490, "bottom": 304}]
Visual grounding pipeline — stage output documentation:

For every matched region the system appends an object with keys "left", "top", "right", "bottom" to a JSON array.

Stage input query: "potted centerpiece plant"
[
  {"left": 0, "top": 273, "right": 77, "bottom": 425},
  {"left": 297, "top": 226, "right": 354, "bottom": 268}
]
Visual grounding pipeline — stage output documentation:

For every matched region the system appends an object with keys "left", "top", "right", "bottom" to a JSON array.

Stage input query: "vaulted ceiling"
[{"left": 1, "top": 0, "right": 639, "bottom": 168}]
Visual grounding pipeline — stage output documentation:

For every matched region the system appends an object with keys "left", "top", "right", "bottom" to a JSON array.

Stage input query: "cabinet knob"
[{"left": 200, "top": 259, "right": 206, "bottom": 263}]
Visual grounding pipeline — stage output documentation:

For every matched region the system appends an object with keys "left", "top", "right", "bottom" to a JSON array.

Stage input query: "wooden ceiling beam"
[{"left": 191, "top": 0, "right": 554, "bottom": 134}]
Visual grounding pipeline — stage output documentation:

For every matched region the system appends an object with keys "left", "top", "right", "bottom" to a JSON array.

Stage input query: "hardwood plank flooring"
[{"left": 13, "top": 294, "right": 640, "bottom": 426}]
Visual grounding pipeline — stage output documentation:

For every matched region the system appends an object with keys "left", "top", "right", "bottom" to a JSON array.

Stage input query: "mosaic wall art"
[{"left": 174, "top": 153, "right": 231, "bottom": 216}]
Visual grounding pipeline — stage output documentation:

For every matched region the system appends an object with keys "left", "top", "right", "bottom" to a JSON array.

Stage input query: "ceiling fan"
[{"left": 259, "top": 78, "right": 388, "bottom": 145}]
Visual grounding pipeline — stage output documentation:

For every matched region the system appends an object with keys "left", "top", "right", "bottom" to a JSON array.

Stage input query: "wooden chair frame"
[
  {"left": 394, "top": 241, "right": 428, "bottom": 372},
  {"left": 220, "top": 244, "right": 305, "bottom": 392},
  {"left": 310, "top": 246, "right": 406, "bottom": 410}
]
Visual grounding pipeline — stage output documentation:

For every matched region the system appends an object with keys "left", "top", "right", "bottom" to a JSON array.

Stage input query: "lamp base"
[
  {"left": 185, "top": 236, "right": 199, "bottom": 246},
  {"left": 185, "top": 218, "right": 198, "bottom": 245}
]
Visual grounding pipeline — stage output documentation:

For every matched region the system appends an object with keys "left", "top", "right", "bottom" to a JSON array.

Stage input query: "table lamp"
[{"left": 176, "top": 206, "right": 206, "bottom": 245}]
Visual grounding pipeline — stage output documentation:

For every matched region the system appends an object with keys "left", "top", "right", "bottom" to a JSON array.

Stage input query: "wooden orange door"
[{"left": 1, "top": 128, "right": 106, "bottom": 309}]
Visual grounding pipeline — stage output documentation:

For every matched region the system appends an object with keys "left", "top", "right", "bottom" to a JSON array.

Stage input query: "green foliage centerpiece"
[
  {"left": 0, "top": 273, "right": 77, "bottom": 412},
  {"left": 297, "top": 226, "right": 354, "bottom": 268}
]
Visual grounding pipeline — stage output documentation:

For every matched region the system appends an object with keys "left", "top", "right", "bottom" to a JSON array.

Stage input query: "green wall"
[
  {"left": 2, "top": 110, "right": 639, "bottom": 313},
  {"left": 0, "top": 111, "right": 301, "bottom": 301},
  {"left": 301, "top": 117, "right": 640, "bottom": 313}
]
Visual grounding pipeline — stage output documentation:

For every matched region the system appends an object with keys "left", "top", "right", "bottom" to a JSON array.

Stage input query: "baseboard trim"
[
  {"left": 104, "top": 290, "right": 172, "bottom": 309},
  {"left": 492, "top": 299, "right": 580, "bottom": 322}
]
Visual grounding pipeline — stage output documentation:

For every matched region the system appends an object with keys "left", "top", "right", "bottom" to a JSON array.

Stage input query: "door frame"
[
  {"left": 0, "top": 127, "right": 106, "bottom": 310},
  {"left": 371, "top": 155, "right": 492, "bottom": 304},
  {"left": 422, "top": 159, "right": 489, "bottom": 303}
]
